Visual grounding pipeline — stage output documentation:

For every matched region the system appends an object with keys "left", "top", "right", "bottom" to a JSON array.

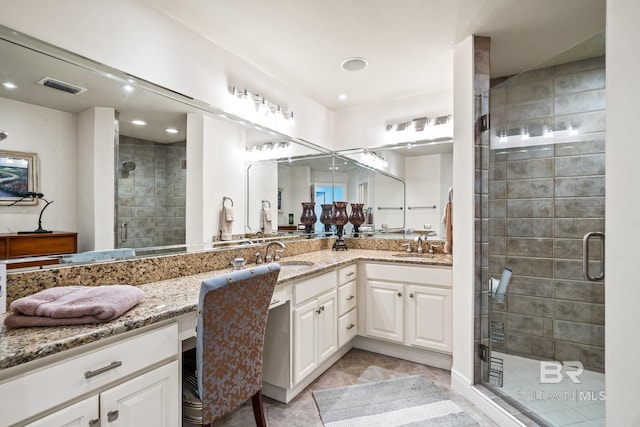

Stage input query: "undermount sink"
[
  {"left": 277, "top": 260, "right": 316, "bottom": 270},
  {"left": 392, "top": 253, "right": 432, "bottom": 258}
]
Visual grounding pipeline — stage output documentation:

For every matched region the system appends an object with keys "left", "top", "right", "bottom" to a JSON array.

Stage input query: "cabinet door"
[
  {"left": 99, "top": 360, "right": 179, "bottom": 427},
  {"left": 406, "top": 285, "right": 452, "bottom": 353},
  {"left": 26, "top": 396, "right": 98, "bottom": 427},
  {"left": 366, "top": 281, "right": 403, "bottom": 342},
  {"left": 317, "top": 290, "right": 337, "bottom": 363},
  {"left": 293, "top": 299, "right": 318, "bottom": 384}
]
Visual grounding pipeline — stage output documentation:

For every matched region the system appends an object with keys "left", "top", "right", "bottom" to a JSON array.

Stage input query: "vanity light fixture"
[
  {"left": 131, "top": 119, "right": 147, "bottom": 126},
  {"left": 521, "top": 128, "right": 530, "bottom": 140},
  {"left": 385, "top": 115, "right": 453, "bottom": 143},
  {"left": 231, "top": 86, "right": 295, "bottom": 126},
  {"left": 2, "top": 82, "right": 17, "bottom": 89},
  {"left": 499, "top": 131, "right": 508, "bottom": 143},
  {"left": 165, "top": 128, "right": 179, "bottom": 134},
  {"left": 568, "top": 125, "right": 579, "bottom": 136},
  {"left": 363, "top": 151, "right": 388, "bottom": 169},
  {"left": 543, "top": 127, "right": 554, "bottom": 138}
]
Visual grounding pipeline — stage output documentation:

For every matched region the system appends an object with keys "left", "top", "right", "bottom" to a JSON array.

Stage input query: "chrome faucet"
[
  {"left": 414, "top": 235, "right": 425, "bottom": 253},
  {"left": 264, "top": 241, "right": 285, "bottom": 262}
]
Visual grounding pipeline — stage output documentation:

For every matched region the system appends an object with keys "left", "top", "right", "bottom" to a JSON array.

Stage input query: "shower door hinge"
[
  {"left": 479, "top": 114, "right": 490, "bottom": 132},
  {"left": 478, "top": 343, "right": 490, "bottom": 363}
]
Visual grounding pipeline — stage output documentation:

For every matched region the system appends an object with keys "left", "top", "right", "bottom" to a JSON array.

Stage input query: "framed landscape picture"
[{"left": 0, "top": 150, "right": 38, "bottom": 205}]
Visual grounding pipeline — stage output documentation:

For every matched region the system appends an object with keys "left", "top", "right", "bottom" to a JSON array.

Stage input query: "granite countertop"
[{"left": 0, "top": 249, "right": 451, "bottom": 371}]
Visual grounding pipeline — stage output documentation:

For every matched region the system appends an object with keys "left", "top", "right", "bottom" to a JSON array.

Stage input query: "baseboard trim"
[
  {"left": 352, "top": 336, "right": 452, "bottom": 370},
  {"left": 263, "top": 344, "right": 352, "bottom": 403},
  {"left": 450, "top": 369, "right": 527, "bottom": 427}
]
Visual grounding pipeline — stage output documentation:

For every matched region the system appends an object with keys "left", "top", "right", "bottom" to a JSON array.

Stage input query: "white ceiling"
[{"left": 148, "top": 0, "right": 606, "bottom": 111}]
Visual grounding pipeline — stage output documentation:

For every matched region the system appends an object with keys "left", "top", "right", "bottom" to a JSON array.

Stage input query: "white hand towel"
[
  {"left": 261, "top": 208, "right": 273, "bottom": 234},
  {"left": 220, "top": 207, "right": 234, "bottom": 241},
  {"left": 442, "top": 201, "right": 452, "bottom": 254},
  {"left": 224, "top": 206, "right": 234, "bottom": 221}
]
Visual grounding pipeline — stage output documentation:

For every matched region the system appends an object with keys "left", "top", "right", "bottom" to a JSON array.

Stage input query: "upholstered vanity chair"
[{"left": 183, "top": 263, "right": 281, "bottom": 426}]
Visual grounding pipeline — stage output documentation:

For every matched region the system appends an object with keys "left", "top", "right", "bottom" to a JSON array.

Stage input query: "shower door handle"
[
  {"left": 583, "top": 232, "right": 605, "bottom": 281},
  {"left": 121, "top": 222, "right": 128, "bottom": 243}
]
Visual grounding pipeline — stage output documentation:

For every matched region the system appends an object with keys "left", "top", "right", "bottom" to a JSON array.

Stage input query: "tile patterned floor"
[
  {"left": 186, "top": 349, "right": 499, "bottom": 426},
  {"left": 491, "top": 352, "right": 605, "bottom": 427}
]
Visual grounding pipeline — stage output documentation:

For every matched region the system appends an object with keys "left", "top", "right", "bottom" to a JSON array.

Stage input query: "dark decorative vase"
[
  {"left": 320, "top": 204, "right": 333, "bottom": 234},
  {"left": 349, "top": 203, "right": 365, "bottom": 237},
  {"left": 300, "top": 202, "right": 317, "bottom": 236},
  {"left": 332, "top": 201, "right": 349, "bottom": 251}
]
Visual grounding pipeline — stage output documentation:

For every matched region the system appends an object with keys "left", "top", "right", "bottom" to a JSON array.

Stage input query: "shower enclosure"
[
  {"left": 478, "top": 50, "right": 606, "bottom": 426},
  {"left": 115, "top": 134, "right": 187, "bottom": 250}
]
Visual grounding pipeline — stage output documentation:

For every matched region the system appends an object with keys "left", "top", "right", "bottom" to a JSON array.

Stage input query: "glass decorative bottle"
[
  {"left": 349, "top": 203, "right": 365, "bottom": 237},
  {"left": 332, "top": 201, "right": 349, "bottom": 250},
  {"left": 300, "top": 202, "right": 317, "bottom": 236},
  {"left": 320, "top": 204, "right": 333, "bottom": 235}
]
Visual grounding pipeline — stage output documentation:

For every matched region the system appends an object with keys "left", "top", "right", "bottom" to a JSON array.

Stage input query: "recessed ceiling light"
[
  {"left": 165, "top": 128, "right": 179, "bottom": 134},
  {"left": 338, "top": 93, "right": 348, "bottom": 101},
  {"left": 340, "top": 57, "right": 368, "bottom": 72},
  {"left": 131, "top": 119, "right": 146, "bottom": 126},
  {"left": 2, "top": 82, "right": 17, "bottom": 89}
]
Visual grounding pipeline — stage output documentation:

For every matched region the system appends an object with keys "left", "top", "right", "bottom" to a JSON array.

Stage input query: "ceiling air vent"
[{"left": 38, "top": 77, "right": 87, "bottom": 95}]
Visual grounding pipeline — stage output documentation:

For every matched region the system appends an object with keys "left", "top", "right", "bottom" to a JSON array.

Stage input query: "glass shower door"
[{"left": 480, "top": 51, "right": 606, "bottom": 426}]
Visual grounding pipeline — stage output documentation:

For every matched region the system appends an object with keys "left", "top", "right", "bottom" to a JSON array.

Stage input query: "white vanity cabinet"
[
  {"left": 337, "top": 264, "right": 358, "bottom": 347},
  {"left": 364, "top": 263, "right": 452, "bottom": 354},
  {"left": 1, "top": 323, "right": 180, "bottom": 426},
  {"left": 293, "top": 271, "right": 338, "bottom": 385}
]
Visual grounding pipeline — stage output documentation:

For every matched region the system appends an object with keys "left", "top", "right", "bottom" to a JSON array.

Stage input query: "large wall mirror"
[
  {"left": 247, "top": 152, "right": 406, "bottom": 238},
  {"left": 1, "top": 23, "right": 451, "bottom": 271},
  {"left": 0, "top": 24, "right": 311, "bottom": 268}
]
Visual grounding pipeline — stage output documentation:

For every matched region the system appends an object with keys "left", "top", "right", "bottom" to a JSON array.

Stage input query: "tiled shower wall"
[
  {"left": 116, "top": 136, "right": 186, "bottom": 249},
  {"left": 488, "top": 56, "right": 605, "bottom": 372}
]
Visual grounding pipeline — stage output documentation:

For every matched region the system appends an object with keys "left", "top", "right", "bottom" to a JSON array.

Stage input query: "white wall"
[
  {"left": 76, "top": 107, "right": 115, "bottom": 251},
  {"left": 405, "top": 154, "right": 451, "bottom": 234},
  {"left": 186, "top": 113, "right": 246, "bottom": 244},
  {"left": 0, "top": 0, "right": 333, "bottom": 150},
  {"left": 246, "top": 162, "right": 278, "bottom": 233},
  {"left": 332, "top": 90, "right": 453, "bottom": 151},
  {"left": 450, "top": 35, "right": 476, "bottom": 385},
  {"left": 605, "top": 1, "right": 640, "bottom": 425},
  {"left": 0, "top": 98, "right": 77, "bottom": 235}
]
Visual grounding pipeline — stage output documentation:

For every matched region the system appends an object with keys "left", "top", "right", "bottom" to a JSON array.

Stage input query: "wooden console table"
[{"left": 0, "top": 232, "right": 78, "bottom": 269}]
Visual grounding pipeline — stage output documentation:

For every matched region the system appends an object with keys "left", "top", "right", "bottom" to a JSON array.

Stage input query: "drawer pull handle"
[
  {"left": 270, "top": 299, "right": 280, "bottom": 305},
  {"left": 107, "top": 410, "right": 119, "bottom": 422},
  {"left": 346, "top": 295, "right": 355, "bottom": 301},
  {"left": 89, "top": 419, "right": 100, "bottom": 427},
  {"left": 347, "top": 323, "right": 356, "bottom": 330},
  {"left": 409, "top": 293, "right": 414, "bottom": 298},
  {"left": 346, "top": 272, "right": 355, "bottom": 277},
  {"left": 316, "top": 305, "right": 325, "bottom": 314},
  {"left": 85, "top": 361, "right": 122, "bottom": 379},
  {"left": 397, "top": 292, "right": 402, "bottom": 297}
]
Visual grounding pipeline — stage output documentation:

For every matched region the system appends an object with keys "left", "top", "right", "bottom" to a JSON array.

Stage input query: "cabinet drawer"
[
  {"left": 337, "top": 264, "right": 357, "bottom": 285},
  {"left": 365, "top": 263, "right": 451, "bottom": 287},
  {"left": 0, "top": 323, "right": 178, "bottom": 426},
  {"left": 337, "top": 280, "right": 357, "bottom": 316},
  {"left": 269, "top": 285, "right": 291, "bottom": 309},
  {"left": 294, "top": 271, "right": 336, "bottom": 305},
  {"left": 338, "top": 308, "right": 358, "bottom": 348}
]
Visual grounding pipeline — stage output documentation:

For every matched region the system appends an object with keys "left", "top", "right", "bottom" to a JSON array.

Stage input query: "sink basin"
[
  {"left": 277, "top": 260, "right": 315, "bottom": 270},
  {"left": 392, "top": 253, "right": 432, "bottom": 258}
]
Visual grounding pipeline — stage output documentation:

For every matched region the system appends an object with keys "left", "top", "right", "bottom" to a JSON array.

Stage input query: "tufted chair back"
[{"left": 183, "top": 263, "right": 280, "bottom": 426}]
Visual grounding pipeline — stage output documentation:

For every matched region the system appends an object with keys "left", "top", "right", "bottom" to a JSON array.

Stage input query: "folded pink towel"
[{"left": 4, "top": 285, "right": 144, "bottom": 328}]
